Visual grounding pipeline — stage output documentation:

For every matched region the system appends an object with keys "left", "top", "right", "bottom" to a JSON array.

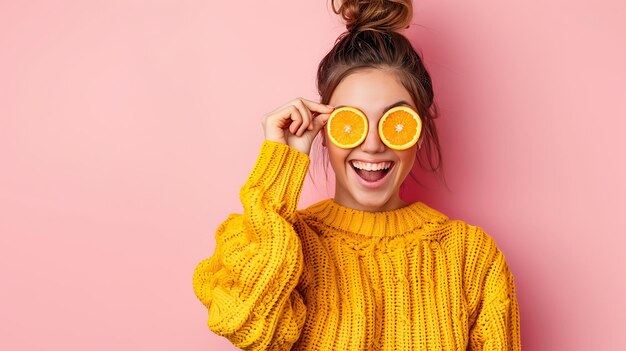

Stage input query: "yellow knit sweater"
[{"left": 192, "top": 140, "right": 521, "bottom": 350}]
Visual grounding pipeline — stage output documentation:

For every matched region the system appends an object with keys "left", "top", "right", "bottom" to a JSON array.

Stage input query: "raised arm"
[{"left": 192, "top": 140, "right": 310, "bottom": 350}]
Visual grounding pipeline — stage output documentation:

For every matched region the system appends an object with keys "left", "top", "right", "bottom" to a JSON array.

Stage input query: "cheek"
[
  {"left": 396, "top": 149, "right": 417, "bottom": 172},
  {"left": 327, "top": 145, "right": 351, "bottom": 170}
]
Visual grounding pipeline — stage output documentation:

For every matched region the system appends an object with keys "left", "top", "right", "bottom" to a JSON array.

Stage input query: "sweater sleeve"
[
  {"left": 192, "top": 140, "right": 309, "bottom": 351},
  {"left": 466, "top": 226, "right": 522, "bottom": 351}
]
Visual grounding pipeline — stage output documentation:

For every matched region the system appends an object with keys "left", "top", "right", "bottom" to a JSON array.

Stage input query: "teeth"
[{"left": 351, "top": 160, "right": 392, "bottom": 171}]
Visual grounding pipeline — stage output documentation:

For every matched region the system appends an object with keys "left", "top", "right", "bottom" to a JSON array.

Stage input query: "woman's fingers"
[
  {"left": 265, "top": 105, "right": 301, "bottom": 136},
  {"left": 311, "top": 112, "right": 331, "bottom": 132},
  {"left": 300, "top": 98, "right": 334, "bottom": 115},
  {"left": 298, "top": 99, "right": 333, "bottom": 133},
  {"left": 282, "top": 98, "right": 333, "bottom": 136},
  {"left": 262, "top": 97, "right": 335, "bottom": 154},
  {"left": 272, "top": 97, "right": 333, "bottom": 116},
  {"left": 285, "top": 105, "right": 303, "bottom": 135},
  {"left": 273, "top": 98, "right": 333, "bottom": 136},
  {"left": 291, "top": 100, "right": 310, "bottom": 136}
]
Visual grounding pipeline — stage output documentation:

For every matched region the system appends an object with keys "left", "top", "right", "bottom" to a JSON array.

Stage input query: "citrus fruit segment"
[
  {"left": 326, "top": 106, "right": 369, "bottom": 149},
  {"left": 378, "top": 105, "right": 422, "bottom": 150}
]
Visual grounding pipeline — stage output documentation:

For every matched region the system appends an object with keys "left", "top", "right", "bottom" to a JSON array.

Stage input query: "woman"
[{"left": 192, "top": 0, "right": 521, "bottom": 349}]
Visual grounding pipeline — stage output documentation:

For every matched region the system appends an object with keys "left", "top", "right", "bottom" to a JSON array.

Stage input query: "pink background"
[{"left": 2, "top": 1, "right": 625, "bottom": 350}]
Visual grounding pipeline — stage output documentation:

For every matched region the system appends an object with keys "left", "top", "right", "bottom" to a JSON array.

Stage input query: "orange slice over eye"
[
  {"left": 326, "top": 106, "right": 368, "bottom": 149},
  {"left": 378, "top": 105, "right": 422, "bottom": 150}
]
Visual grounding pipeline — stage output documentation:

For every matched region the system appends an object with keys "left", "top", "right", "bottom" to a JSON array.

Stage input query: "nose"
[{"left": 359, "top": 119, "right": 386, "bottom": 153}]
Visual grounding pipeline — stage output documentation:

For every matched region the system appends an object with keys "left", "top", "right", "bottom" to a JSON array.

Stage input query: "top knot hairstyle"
[
  {"left": 336, "top": 0, "right": 412, "bottom": 34},
  {"left": 314, "top": 0, "right": 447, "bottom": 189}
]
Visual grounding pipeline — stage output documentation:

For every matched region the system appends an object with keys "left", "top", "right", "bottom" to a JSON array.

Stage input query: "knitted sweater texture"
[{"left": 192, "top": 140, "right": 521, "bottom": 350}]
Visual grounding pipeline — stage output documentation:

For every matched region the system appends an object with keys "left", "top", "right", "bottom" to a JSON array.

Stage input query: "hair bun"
[{"left": 332, "top": 0, "right": 413, "bottom": 34}]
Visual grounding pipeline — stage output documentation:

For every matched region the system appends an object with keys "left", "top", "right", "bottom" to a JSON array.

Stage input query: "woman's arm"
[
  {"left": 192, "top": 140, "right": 309, "bottom": 351},
  {"left": 465, "top": 225, "right": 522, "bottom": 350}
]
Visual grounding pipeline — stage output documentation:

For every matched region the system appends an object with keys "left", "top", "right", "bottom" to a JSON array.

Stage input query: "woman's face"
[{"left": 326, "top": 68, "right": 420, "bottom": 212}]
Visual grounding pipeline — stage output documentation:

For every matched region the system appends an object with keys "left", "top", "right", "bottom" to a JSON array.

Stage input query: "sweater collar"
[{"left": 301, "top": 198, "right": 450, "bottom": 239}]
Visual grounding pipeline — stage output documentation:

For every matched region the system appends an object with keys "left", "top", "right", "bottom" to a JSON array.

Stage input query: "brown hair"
[{"left": 310, "top": 0, "right": 448, "bottom": 191}]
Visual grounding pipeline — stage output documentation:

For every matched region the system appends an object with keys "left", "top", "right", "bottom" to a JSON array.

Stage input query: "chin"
[{"left": 351, "top": 190, "right": 394, "bottom": 211}]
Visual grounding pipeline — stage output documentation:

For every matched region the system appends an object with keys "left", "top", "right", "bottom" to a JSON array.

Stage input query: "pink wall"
[{"left": 2, "top": 1, "right": 625, "bottom": 350}]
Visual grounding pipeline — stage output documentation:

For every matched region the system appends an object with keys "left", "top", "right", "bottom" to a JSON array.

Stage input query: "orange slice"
[
  {"left": 378, "top": 105, "right": 422, "bottom": 150},
  {"left": 326, "top": 106, "right": 368, "bottom": 148}
]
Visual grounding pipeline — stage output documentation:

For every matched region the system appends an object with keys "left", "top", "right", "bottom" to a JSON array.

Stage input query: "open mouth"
[{"left": 350, "top": 160, "right": 395, "bottom": 183}]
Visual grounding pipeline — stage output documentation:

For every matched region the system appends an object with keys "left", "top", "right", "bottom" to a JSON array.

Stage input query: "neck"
[{"left": 333, "top": 190, "right": 408, "bottom": 212}]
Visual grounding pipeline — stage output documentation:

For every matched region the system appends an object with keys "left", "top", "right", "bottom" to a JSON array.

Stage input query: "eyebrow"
[{"left": 335, "top": 100, "right": 411, "bottom": 111}]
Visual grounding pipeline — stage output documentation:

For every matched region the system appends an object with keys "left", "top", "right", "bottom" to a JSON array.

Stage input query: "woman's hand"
[{"left": 261, "top": 97, "right": 334, "bottom": 155}]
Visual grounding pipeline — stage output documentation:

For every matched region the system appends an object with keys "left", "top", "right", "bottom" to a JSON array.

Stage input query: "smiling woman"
[{"left": 192, "top": 0, "right": 522, "bottom": 349}]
